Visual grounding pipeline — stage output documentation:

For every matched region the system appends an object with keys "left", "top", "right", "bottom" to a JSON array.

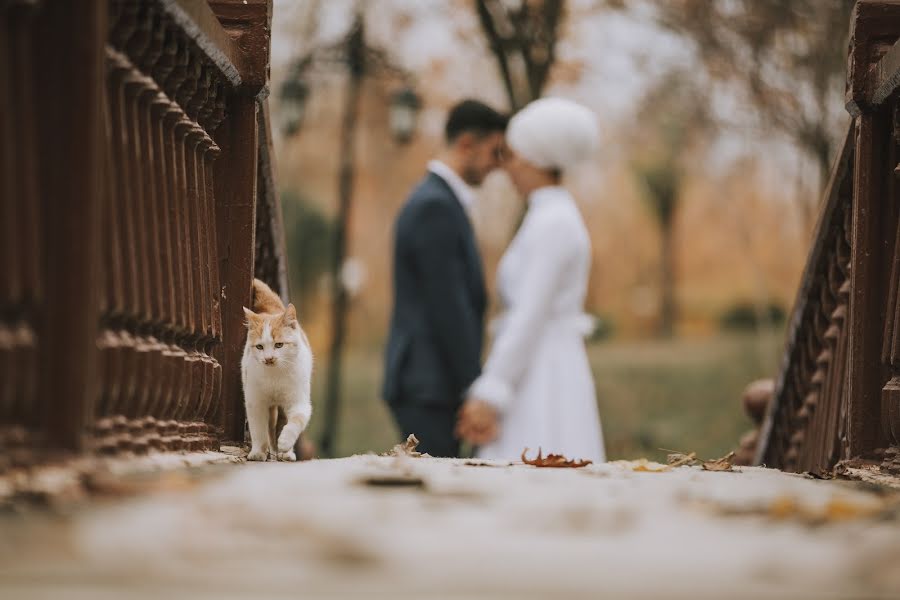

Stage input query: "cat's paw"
[
  {"left": 277, "top": 450, "right": 297, "bottom": 462},
  {"left": 277, "top": 431, "right": 299, "bottom": 454},
  {"left": 247, "top": 449, "right": 268, "bottom": 462}
]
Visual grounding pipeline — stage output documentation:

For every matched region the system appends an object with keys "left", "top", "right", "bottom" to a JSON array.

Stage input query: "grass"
[
  {"left": 590, "top": 332, "right": 780, "bottom": 462},
  {"left": 305, "top": 330, "right": 782, "bottom": 461},
  {"left": 306, "top": 347, "right": 400, "bottom": 458}
]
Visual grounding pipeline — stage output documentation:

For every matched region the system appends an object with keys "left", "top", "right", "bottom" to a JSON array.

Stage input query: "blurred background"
[{"left": 269, "top": 0, "right": 853, "bottom": 460}]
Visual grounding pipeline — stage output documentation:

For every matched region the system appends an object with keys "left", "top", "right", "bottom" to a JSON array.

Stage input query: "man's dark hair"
[{"left": 444, "top": 99, "right": 508, "bottom": 144}]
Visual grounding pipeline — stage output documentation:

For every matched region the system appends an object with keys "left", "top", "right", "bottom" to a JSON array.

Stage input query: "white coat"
[{"left": 470, "top": 186, "right": 606, "bottom": 462}]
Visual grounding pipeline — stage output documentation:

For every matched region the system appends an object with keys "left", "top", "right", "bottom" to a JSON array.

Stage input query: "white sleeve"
[{"left": 469, "top": 214, "right": 575, "bottom": 412}]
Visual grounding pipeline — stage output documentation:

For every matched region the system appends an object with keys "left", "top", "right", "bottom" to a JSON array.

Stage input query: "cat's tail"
[{"left": 251, "top": 278, "right": 286, "bottom": 315}]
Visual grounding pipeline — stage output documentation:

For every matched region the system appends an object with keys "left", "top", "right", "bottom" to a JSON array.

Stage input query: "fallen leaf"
[
  {"left": 609, "top": 459, "right": 670, "bottom": 472},
  {"left": 521, "top": 448, "right": 592, "bottom": 468},
  {"left": 833, "top": 458, "right": 880, "bottom": 479},
  {"left": 702, "top": 452, "right": 736, "bottom": 472},
  {"left": 219, "top": 445, "right": 246, "bottom": 458},
  {"left": 666, "top": 452, "right": 697, "bottom": 468},
  {"left": 381, "top": 434, "right": 428, "bottom": 458}
]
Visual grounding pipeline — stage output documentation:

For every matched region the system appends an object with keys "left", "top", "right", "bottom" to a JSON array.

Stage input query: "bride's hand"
[{"left": 456, "top": 399, "right": 499, "bottom": 445}]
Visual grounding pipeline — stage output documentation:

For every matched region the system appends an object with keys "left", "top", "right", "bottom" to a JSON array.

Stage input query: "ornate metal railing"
[
  {"left": 757, "top": 0, "right": 900, "bottom": 475},
  {"left": 0, "top": 0, "right": 282, "bottom": 465},
  {"left": 756, "top": 128, "right": 854, "bottom": 472}
]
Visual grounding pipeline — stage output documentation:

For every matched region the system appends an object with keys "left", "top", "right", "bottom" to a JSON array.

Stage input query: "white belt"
[{"left": 489, "top": 312, "right": 596, "bottom": 338}]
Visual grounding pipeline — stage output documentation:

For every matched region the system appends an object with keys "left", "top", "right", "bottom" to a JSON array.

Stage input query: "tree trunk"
[
  {"left": 474, "top": 0, "right": 522, "bottom": 111},
  {"left": 319, "top": 19, "right": 364, "bottom": 458},
  {"left": 659, "top": 218, "right": 676, "bottom": 338}
]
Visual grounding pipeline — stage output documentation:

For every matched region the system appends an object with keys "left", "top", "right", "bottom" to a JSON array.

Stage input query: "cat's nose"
[{"left": 264, "top": 357, "right": 276, "bottom": 365}]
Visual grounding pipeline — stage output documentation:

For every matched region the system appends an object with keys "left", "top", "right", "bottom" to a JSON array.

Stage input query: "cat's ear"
[
  {"left": 284, "top": 303, "right": 298, "bottom": 328},
  {"left": 243, "top": 307, "right": 258, "bottom": 328}
]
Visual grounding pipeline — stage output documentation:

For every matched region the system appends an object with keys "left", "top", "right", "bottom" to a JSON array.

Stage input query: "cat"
[{"left": 241, "top": 278, "right": 313, "bottom": 462}]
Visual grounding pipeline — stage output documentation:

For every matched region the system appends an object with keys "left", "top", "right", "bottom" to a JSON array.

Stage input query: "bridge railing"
[
  {"left": 0, "top": 0, "right": 282, "bottom": 464},
  {"left": 757, "top": 0, "right": 900, "bottom": 475}
]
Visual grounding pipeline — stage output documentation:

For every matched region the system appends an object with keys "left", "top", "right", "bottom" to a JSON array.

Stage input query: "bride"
[{"left": 456, "top": 97, "right": 606, "bottom": 463}]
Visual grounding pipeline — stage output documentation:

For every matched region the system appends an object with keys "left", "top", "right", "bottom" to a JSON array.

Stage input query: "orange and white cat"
[{"left": 241, "top": 279, "right": 313, "bottom": 461}]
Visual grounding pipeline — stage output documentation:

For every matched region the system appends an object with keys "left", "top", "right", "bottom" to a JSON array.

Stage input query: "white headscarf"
[{"left": 506, "top": 97, "right": 598, "bottom": 170}]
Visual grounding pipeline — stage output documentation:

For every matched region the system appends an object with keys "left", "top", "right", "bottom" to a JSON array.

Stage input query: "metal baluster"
[
  {"left": 97, "top": 65, "right": 120, "bottom": 423},
  {"left": 195, "top": 129, "right": 218, "bottom": 425},
  {"left": 174, "top": 114, "right": 198, "bottom": 424},
  {"left": 175, "top": 53, "right": 203, "bottom": 424},
  {"left": 161, "top": 41, "right": 190, "bottom": 423},
  {"left": 161, "top": 103, "right": 188, "bottom": 424},
  {"left": 123, "top": 68, "right": 152, "bottom": 421},
  {"left": 206, "top": 81, "right": 227, "bottom": 427},
  {"left": 107, "top": 52, "right": 138, "bottom": 419},
  {"left": 0, "top": 4, "right": 19, "bottom": 427},
  {"left": 186, "top": 124, "right": 211, "bottom": 423},
  {"left": 204, "top": 138, "right": 223, "bottom": 431},
  {"left": 7, "top": 2, "right": 40, "bottom": 431},
  {"left": 152, "top": 28, "right": 178, "bottom": 429},
  {"left": 127, "top": 12, "right": 166, "bottom": 427},
  {"left": 819, "top": 260, "right": 841, "bottom": 468},
  {"left": 148, "top": 90, "right": 175, "bottom": 421},
  {"left": 187, "top": 65, "right": 213, "bottom": 426},
  {"left": 135, "top": 74, "right": 167, "bottom": 421}
]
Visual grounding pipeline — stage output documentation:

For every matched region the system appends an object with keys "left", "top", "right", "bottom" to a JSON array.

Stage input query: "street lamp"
[
  {"left": 280, "top": 10, "right": 420, "bottom": 458},
  {"left": 389, "top": 86, "right": 421, "bottom": 144},
  {"left": 279, "top": 75, "right": 309, "bottom": 136}
]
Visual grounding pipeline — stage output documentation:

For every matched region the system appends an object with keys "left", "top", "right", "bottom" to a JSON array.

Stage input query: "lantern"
[
  {"left": 389, "top": 86, "right": 421, "bottom": 143},
  {"left": 279, "top": 75, "right": 309, "bottom": 136}
]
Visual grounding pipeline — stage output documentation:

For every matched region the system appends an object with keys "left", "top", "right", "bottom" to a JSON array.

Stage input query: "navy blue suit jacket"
[{"left": 383, "top": 172, "right": 487, "bottom": 409}]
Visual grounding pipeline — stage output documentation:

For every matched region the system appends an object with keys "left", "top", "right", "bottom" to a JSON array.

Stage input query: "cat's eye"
[
  {"left": 274, "top": 343, "right": 284, "bottom": 348},
  {"left": 255, "top": 344, "right": 263, "bottom": 350}
]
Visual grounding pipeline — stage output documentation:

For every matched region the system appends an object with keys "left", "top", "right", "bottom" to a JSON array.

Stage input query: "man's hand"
[{"left": 455, "top": 398, "right": 499, "bottom": 446}]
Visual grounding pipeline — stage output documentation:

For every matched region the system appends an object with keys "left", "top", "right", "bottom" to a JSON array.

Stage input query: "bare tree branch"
[
  {"left": 634, "top": 0, "right": 854, "bottom": 187},
  {"left": 474, "top": 0, "right": 567, "bottom": 110},
  {"left": 475, "top": 0, "right": 522, "bottom": 109}
]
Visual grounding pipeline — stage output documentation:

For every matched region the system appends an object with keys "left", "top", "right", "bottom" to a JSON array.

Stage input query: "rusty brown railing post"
[
  {"left": 214, "top": 94, "right": 259, "bottom": 442},
  {"left": 1, "top": 0, "right": 43, "bottom": 459},
  {"left": 1, "top": 0, "right": 278, "bottom": 461},
  {"left": 209, "top": 0, "right": 273, "bottom": 443},
  {"left": 32, "top": 0, "right": 108, "bottom": 451}
]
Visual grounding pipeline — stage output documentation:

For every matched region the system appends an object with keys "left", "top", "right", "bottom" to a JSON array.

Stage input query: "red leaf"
[{"left": 521, "top": 448, "right": 592, "bottom": 469}]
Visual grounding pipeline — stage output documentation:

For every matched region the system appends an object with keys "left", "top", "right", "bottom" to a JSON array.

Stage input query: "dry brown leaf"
[
  {"left": 660, "top": 448, "right": 741, "bottom": 472},
  {"left": 381, "top": 434, "right": 427, "bottom": 458},
  {"left": 666, "top": 452, "right": 697, "bottom": 468},
  {"left": 521, "top": 448, "right": 592, "bottom": 469},
  {"left": 702, "top": 452, "right": 736, "bottom": 472}
]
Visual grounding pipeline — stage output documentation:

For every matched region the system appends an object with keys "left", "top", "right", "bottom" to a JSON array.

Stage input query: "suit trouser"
[{"left": 389, "top": 400, "right": 461, "bottom": 458}]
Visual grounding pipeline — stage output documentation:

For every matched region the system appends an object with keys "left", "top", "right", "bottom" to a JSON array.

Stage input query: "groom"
[{"left": 383, "top": 99, "right": 508, "bottom": 457}]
